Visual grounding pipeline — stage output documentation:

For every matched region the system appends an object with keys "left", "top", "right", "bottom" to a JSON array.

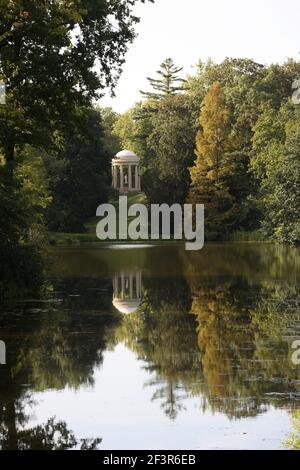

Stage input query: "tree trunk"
[{"left": 4, "top": 144, "right": 15, "bottom": 163}]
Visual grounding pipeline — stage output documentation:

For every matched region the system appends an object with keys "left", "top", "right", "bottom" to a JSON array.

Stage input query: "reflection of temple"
[
  {"left": 112, "top": 271, "right": 142, "bottom": 314},
  {"left": 0, "top": 340, "right": 5, "bottom": 365}
]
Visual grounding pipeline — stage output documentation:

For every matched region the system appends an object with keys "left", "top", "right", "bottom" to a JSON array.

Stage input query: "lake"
[{"left": 0, "top": 243, "right": 300, "bottom": 450}]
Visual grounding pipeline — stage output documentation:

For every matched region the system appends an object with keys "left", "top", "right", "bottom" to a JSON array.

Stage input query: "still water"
[{"left": 1, "top": 243, "right": 300, "bottom": 450}]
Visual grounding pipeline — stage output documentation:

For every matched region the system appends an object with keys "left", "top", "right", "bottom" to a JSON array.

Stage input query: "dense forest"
[
  {"left": 0, "top": 0, "right": 152, "bottom": 294},
  {"left": 113, "top": 57, "right": 300, "bottom": 242},
  {"left": 1, "top": 1, "right": 300, "bottom": 295}
]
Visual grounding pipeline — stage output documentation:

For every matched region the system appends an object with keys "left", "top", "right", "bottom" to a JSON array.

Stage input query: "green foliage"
[
  {"left": 251, "top": 103, "right": 300, "bottom": 243},
  {"left": 141, "top": 57, "right": 185, "bottom": 100},
  {"left": 186, "top": 58, "right": 300, "bottom": 231},
  {"left": 144, "top": 94, "right": 195, "bottom": 204},
  {"left": 112, "top": 57, "right": 300, "bottom": 238},
  {"left": 113, "top": 102, "right": 150, "bottom": 158},
  {"left": 44, "top": 107, "right": 111, "bottom": 232},
  {"left": 0, "top": 147, "right": 49, "bottom": 297},
  {"left": 0, "top": 0, "right": 153, "bottom": 298},
  {"left": 97, "top": 106, "right": 121, "bottom": 156},
  {"left": 188, "top": 82, "right": 238, "bottom": 239},
  {"left": 0, "top": 0, "right": 153, "bottom": 161},
  {"left": 114, "top": 72, "right": 194, "bottom": 204}
]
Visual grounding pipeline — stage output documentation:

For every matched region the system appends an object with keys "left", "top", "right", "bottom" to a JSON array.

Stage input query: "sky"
[{"left": 100, "top": 0, "right": 300, "bottom": 113}]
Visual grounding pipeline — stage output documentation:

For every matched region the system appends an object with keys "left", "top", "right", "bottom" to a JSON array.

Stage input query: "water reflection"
[
  {"left": 113, "top": 271, "right": 143, "bottom": 315},
  {"left": 0, "top": 243, "right": 300, "bottom": 449},
  {"left": 284, "top": 409, "right": 300, "bottom": 450},
  {"left": 0, "top": 278, "right": 117, "bottom": 449}
]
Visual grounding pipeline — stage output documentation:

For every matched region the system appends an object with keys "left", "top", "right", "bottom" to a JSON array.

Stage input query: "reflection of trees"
[
  {"left": 0, "top": 277, "right": 118, "bottom": 449},
  {"left": 190, "top": 278, "right": 300, "bottom": 418},
  {"left": 114, "top": 272, "right": 300, "bottom": 421},
  {"left": 190, "top": 281, "right": 261, "bottom": 418},
  {"left": 4, "top": 278, "right": 119, "bottom": 390},
  {"left": 115, "top": 278, "right": 198, "bottom": 419},
  {"left": 2, "top": 242, "right": 300, "bottom": 437},
  {"left": 182, "top": 243, "right": 300, "bottom": 283},
  {"left": 0, "top": 417, "right": 101, "bottom": 450},
  {"left": 284, "top": 410, "right": 300, "bottom": 450}
]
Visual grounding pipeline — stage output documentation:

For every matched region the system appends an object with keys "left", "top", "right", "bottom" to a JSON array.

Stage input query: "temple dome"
[
  {"left": 114, "top": 149, "right": 140, "bottom": 163},
  {"left": 113, "top": 298, "right": 141, "bottom": 315}
]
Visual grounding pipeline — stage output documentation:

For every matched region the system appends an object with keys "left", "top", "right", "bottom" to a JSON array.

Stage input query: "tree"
[
  {"left": 140, "top": 57, "right": 185, "bottom": 100},
  {"left": 188, "top": 82, "right": 238, "bottom": 239},
  {"left": 98, "top": 107, "right": 121, "bottom": 156},
  {"left": 0, "top": 1, "right": 156, "bottom": 298},
  {"left": 186, "top": 58, "right": 300, "bottom": 230},
  {"left": 186, "top": 58, "right": 265, "bottom": 127},
  {"left": 44, "top": 107, "right": 111, "bottom": 232},
  {"left": 250, "top": 102, "right": 300, "bottom": 243},
  {"left": 144, "top": 94, "right": 195, "bottom": 204},
  {"left": 113, "top": 102, "right": 150, "bottom": 158},
  {"left": 0, "top": 0, "right": 154, "bottom": 162},
  {"left": 0, "top": 145, "right": 50, "bottom": 297}
]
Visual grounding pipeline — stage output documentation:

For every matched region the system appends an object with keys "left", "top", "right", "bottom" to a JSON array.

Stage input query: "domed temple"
[
  {"left": 112, "top": 271, "right": 142, "bottom": 315},
  {"left": 112, "top": 150, "right": 141, "bottom": 194}
]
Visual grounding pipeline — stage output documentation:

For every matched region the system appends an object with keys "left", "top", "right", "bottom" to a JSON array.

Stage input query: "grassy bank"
[
  {"left": 49, "top": 192, "right": 148, "bottom": 246},
  {"left": 49, "top": 193, "right": 268, "bottom": 246}
]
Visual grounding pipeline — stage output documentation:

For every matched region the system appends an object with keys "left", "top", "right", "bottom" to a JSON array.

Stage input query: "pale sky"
[{"left": 100, "top": 0, "right": 300, "bottom": 113}]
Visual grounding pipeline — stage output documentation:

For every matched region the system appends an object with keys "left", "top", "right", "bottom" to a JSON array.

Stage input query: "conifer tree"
[
  {"left": 188, "top": 82, "right": 237, "bottom": 239},
  {"left": 140, "top": 58, "right": 185, "bottom": 100}
]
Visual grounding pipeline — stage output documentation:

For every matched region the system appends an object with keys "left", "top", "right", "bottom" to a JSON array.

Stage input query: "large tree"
[
  {"left": 186, "top": 58, "right": 300, "bottom": 229},
  {"left": 140, "top": 57, "right": 185, "bottom": 100},
  {"left": 44, "top": 107, "right": 111, "bottom": 232},
  {"left": 0, "top": 0, "right": 153, "bottom": 162},
  {"left": 250, "top": 102, "right": 300, "bottom": 243},
  {"left": 98, "top": 106, "right": 121, "bottom": 157},
  {"left": 144, "top": 93, "right": 195, "bottom": 204},
  {"left": 0, "top": 1, "right": 154, "bottom": 296},
  {"left": 188, "top": 82, "right": 238, "bottom": 239}
]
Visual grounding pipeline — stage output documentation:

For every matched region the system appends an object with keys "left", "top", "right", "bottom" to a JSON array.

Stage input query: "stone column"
[
  {"left": 138, "top": 167, "right": 141, "bottom": 191},
  {"left": 136, "top": 273, "right": 140, "bottom": 298},
  {"left": 112, "top": 165, "right": 117, "bottom": 189},
  {"left": 120, "top": 165, "right": 124, "bottom": 192},
  {"left": 113, "top": 275, "right": 118, "bottom": 298},
  {"left": 128, "top": 165, "right": 132, "bottom": 191},
  {"left": 115, "top": 166, "right": 118, "bottom": 189},
  {"left": 129, "top": 274, "right": 133, "bottom": 298},
  {"left": 121, "top": 274, "right": 125, "bottom": 299},
  {"left": 135, "top": 166, "right": 138, "bottom": 191}
]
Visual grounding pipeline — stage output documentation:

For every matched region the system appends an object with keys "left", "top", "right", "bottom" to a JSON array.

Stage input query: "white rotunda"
[
  {"left": 112, "top": 150, "right": 141, "bottom": 194},
  {"left": 112, "top": 271, "right": 142, "bottom": 315}
]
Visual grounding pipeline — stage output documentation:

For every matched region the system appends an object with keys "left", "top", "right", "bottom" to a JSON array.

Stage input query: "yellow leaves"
[
  {"left": 7, "top": 0, "right": 15, "bottom": 12},
  {"left": 284, "top": 410, "right": 300, "bottom": 450},
  {"left": 188, "top": 82, "right": 238, "bottom": 237},
  {"left": 207, "top": 169, "right": 216, "bottom": 180},
  {"left": 207, "top": 301, "right": 218, "bottom": 313}
]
